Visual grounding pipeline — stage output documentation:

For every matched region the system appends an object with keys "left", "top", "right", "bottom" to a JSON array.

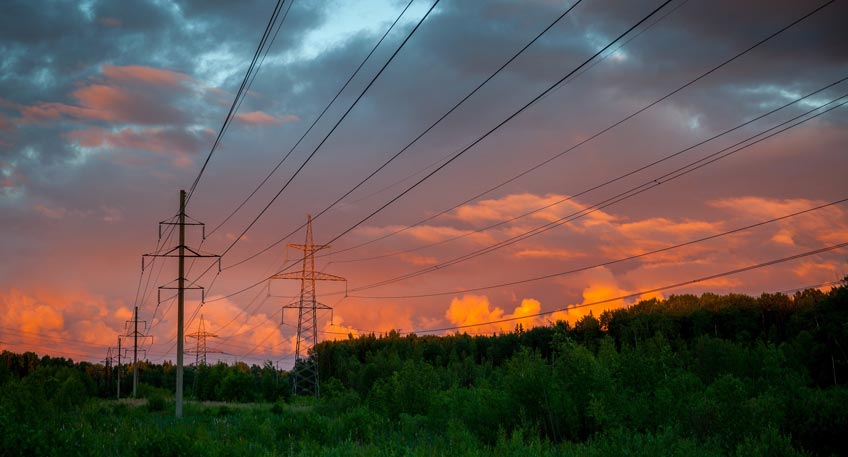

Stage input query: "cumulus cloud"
[
  {"left": 445, "top": 294, "right": 544, "bottom": 333},
  {"left": 0, "top": 288, "right": 128, "bottom": 359},
  {"left": 550, "top": 267, "right": 630, "bottom": 325}
]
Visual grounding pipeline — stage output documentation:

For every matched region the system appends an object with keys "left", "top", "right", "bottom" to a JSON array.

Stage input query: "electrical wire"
[
  {"left": 186, "top": 0, "right": 289, "bottom": 206},
  {"left": 200, "top": 0, "right": 679, "bottom": 304},
  {"left": 320, "top": 0, "right": 838, "bottom": 261},
  {"left": 347, "top": 93, "right": 848, "bottom": 292},
  {"left": 349, "top": 197, "right": 848, "bottom": 298},
  {"left": 332, "top": 75, "right": 848, "bottom": 264},
  {"left": 403, "top": 241, "right": 848, "bottom": 335},
  {"left": 207, "top": 0, "right": 417, "bottom": 238},
  {"left": 223, "top": 0, "right": 587, "bottom": 269}
]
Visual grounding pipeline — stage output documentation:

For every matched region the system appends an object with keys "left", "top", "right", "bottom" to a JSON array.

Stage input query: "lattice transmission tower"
[
  {"left": 271, "top": 215, "right": 345, "bottom": 397},
  {"left": 186, "top": 314, "right": 220, "bottom": 366}
]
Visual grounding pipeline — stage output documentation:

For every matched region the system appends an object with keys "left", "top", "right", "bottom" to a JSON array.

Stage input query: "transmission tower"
[
  {"left": 143, "top": 190, "right": 220, "bottom": 418},
  {"left": 102, "top": 347, "right": 113, "bottom": 393},
  {"left": 271, "top": 215, "right": 346, "bottom": 397},
  {"left": 186, "top": 314, "right": 221, "bottom": 366},
  {"left": 124, "top": 306, "right": 151, "bottom": 398}
]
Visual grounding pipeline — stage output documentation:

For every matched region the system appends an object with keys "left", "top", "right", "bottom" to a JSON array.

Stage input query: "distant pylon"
[
  {"left": 271, "top": 215, "right": 346, "bottom": 397},
  {"left": 186, "top": 314, "right": 220, "bottom": 366},
  {"left": 102, "top": 347, "right": 113, "bottom": 392},
  {"left": 124, "top": 306, "right": 151, "bottom": 398}
]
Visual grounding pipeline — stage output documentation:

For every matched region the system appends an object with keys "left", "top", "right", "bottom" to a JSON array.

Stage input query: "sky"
[{"left": 1, "top": 0, "right": 846, "bottom": 366}]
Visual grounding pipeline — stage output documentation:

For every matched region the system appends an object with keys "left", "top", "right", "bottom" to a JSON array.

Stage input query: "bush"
[{"left": 147, "top": 392, "right": 167, "bottom": 412}]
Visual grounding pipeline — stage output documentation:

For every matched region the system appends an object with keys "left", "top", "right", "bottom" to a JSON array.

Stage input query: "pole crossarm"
[
  {"left": 142, "top": 247, "right": 221, "bottom": 272},
  {"left": 271, "top": 271, "right": 346, "bottom": 282}
]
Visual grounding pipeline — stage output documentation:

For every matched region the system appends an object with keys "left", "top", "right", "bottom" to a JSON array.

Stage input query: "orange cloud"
[
  {"left": 100, "top": 64, "right": 192, "bottom": 87},
  {"left": 67, "top": 126, "right": 212, "bottom": 162},
  {"left": 445, "top": 294, "right": 543, "bottom": 333},
  {"left": 451, "top": 193, "right": 616, "bottom": 228},
  {"left": 0, "top": 288, "right": 126, "bottom": 359},
  {"left": 396, "top": 252, "right": 438, "bottom": 265},
  {"left": 0, "top": 113, "right": 14, "bottom": 131},
  {"left": 20, "top": 65, "right": 195, "bottom": 126},
  {"left": 235, "top": 111, "right": 299, "bottom": 125},
  {"left": 322, "top": 314, "right": 361, "bottom": 341},
  {"left": 551, "top": 268, "right": 628, "bottom": 325},
  {"left": 513, "top": 248, "right": 585, "bottom": 260}
]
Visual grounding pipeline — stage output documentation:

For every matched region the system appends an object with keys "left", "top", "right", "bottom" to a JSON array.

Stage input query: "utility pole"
[
  {"left": 116, "top": 336, "right": 122, "bottom": 399},
  {"left": 271, "top": 215, "right": 346, "bottom": 397},
  {"left": 125, "top": 306, "right": 150, "bottom": 398},
  {"left": 143, "top": 189, "right": 220, "bottom": 418},
  {"left": 186, "top": 314, "right": 221, "bottom": 366}
]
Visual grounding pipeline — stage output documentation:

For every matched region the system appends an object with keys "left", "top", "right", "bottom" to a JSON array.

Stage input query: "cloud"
[
  {"left": 0, "top": 113, "right": 15, "bottom": 132},
  {"left": 33, "top": 203, "right": 66, "bottom": 220},
  {"left": 21, "top": 82, "right": 188, "bottom": 126},
  {"left": 67, "top": 126, "right": 213, "bottom": 158},
  {"left": 451, "top": 193, "right": 616, "bottom": 228},
  {"left": 100, "top": 64, "right": 193, "bottom": 88},
  {"left": 445, "top": 294, "right": 543, "bottom": 333},
  {"left": 551, "top": 268, "right": 629, "bottom": 325},
  {"left": 0, "top": 288, "right": 128, "bottom": 359},
  {"left": 235, "top": 111, "right": 299, "bottom": 125},
  {"left": 96, "top": 16, "right": 122, "bottom": 27},
  {"left": 513, "top": 248, "right": 585, "bottom": 260}
]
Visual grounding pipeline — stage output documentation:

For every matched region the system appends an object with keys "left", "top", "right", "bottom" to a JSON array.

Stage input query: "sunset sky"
[{"left": 1, "top": 0, "right": 846, "bottom": 366}]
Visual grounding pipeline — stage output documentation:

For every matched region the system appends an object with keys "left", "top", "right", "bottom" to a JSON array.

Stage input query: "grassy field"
[{"left": 2, "top": 396, "right": 813, "bottom": 457}]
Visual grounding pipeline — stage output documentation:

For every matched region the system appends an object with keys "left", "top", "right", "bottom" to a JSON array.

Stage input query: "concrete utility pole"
[
  {"left": 177, "top": 189, "right": 185, "bottom": 417},
  {"left": 142, "top": 189, "right": 220, "bottom": 418},
  {"left": 271, "top": 215, "right": 346, "bottom": 397}
]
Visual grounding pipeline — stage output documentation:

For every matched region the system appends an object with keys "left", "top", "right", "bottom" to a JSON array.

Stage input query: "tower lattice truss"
[
  {"left": 271, "top": 215, "right": 345, "bottom": 397},
  {"left": 186, "top": 314, "right": 220, "bottom": 366}
]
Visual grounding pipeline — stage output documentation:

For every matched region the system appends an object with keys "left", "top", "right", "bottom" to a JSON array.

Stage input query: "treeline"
[
  {"left": 0, "top": 352, "right": 288, "bottom": 402},
  {"left": 1, "top": 282, "right": 846, "bottom": 455},
  {"left": 310, "top": 283, "right": 848, "bottom": 455}
]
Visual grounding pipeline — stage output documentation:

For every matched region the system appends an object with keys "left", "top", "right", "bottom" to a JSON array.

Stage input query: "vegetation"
[{"left": 1, "top": 283, "right": 847, "bottom": 455}]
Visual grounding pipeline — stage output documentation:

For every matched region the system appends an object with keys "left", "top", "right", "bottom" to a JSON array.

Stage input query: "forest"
[{"left": 1, "top": 282, "right": 846, "bottom": 456}]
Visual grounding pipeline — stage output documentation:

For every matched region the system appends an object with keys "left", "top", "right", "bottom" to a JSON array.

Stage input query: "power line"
[
  {"left": 215, "top": 0, "right": 442, "bottom": 261},
  {"left": 403, "top": 241, "right": 848, "bottom": 335},
  {"left": 349, "top": 197, "right": 848, "bottom": 298},
  {"left": 207, "top": 0, "right": 417, "bottom": 238},
  {"left": 201, "top": 0, "right": 678, "bottom": 304},
  {"left": 186, "top": 0, "right": 289, "bottom": 206},
  {"left": 343, "top": 0, "right": 692, "bottom": 210},
  {"left": 347, "top": 93, "right": 848, "bottom": 292},
  {"left": 322, "top": 0, "right": 838, "bottom": 261},
  {"left": 333, "top": 75, "right": 848, "bottom": 265},
  {"left": 223, "top": 0, "right": 587, "bottom": 269}
]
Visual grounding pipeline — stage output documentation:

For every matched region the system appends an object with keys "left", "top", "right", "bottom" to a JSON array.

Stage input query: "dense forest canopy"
[{"left": 1, "top": 283, "right": 846, "bottom": 456}]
